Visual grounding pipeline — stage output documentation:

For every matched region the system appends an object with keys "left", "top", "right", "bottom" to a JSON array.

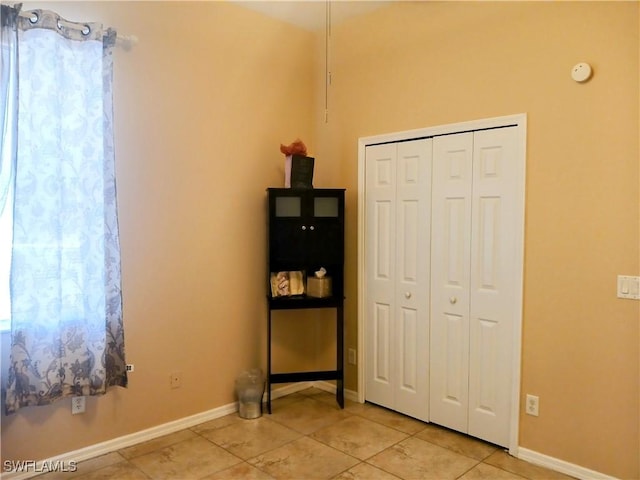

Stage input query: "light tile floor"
[{"left": 37, "top": 388, "right": 573, "bottom": 480}]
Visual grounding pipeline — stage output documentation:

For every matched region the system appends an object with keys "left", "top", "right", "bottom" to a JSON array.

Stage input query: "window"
[{"left": 2, "top": 5, "right": 128, "bottom": 413}]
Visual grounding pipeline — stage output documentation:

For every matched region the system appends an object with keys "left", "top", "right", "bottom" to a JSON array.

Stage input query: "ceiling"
[{"left": 232, "top": 1, "right": 390, "bottom": 32}]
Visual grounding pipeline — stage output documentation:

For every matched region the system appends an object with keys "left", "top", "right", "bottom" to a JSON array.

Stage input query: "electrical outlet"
[
  {"left": 71, "top": 396, "right": 86, "bottom": 415},
  {"left": 170, "top": 371, "right": 182, "bottom": 389},
  {"left": 348, "top": 348, "right": 357, "bottom": 365},
  {"left": 525, "top": 394, "right": 539, "bottom": 416},
  {"left": 126, "top": 364, "right": 134, "bottom": 372}
]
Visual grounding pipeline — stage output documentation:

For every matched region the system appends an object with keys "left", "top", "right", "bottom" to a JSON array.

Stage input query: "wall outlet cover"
[
  {"left": 71, "top": 396, "right": 86, "bottom": 415},
  {"left": 525, "top": 394, "right": 539, "bottom": 416}
]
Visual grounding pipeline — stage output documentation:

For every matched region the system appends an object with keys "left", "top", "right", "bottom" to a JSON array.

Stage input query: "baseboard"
[
  {"left": 313, "top": 380, "right": 359, "bottom": 403},
  {"left": 2, "top": 402, "right": 237, "bottom": 480},
  {"left": 2, "top": 382, "right": 315, "bottom": 480},
  {"left": 517, "top": 447, "right": 618, "bottom": 480},
  {"left": 316, "top": 383, "right": 618, "bottom": 480},
  {"left": 13, "top": 385, "right": 609, "bottom": 480},
  {"left": 268, "top": 381, "right": 314, "bottom": 400}
]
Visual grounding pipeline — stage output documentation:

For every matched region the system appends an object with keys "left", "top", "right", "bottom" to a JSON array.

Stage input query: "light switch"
[
  {"left": 617, "top": 275, "right": 640, "bottom": 300},
  {"left": 621, "top": 278, "right": 629, "bottom": 294}
]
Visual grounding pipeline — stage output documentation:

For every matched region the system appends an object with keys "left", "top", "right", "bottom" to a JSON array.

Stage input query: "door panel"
[
  {"left": 445, "top": 198, "right": 467, "bottom": 286},
  {"left": 399, "top": 306, "right": 418, "bottom": 391},
  {"left": 365, "top": 140, "right": 430, "bottom": 421},
  {"left": 373, "top": 303, "right": 391, "bottom": 384},
  {"left": 473, "top": 317, "right": 498, "bottom": 414},
  {"left": 374, "top": 201, "right": 393, "bottom": 280},
  {"left": 365, "top": 144, "right": 396, "bottom": 409},
  {"left": 468, "top": 127, "right": 519, "bottom": 446},
  {"left": 394, "top": 140, "right": 431, "bottom": 421},
  {"left": 400, "top": 200, "right": 418, "bottom": 282},
  {"left": 444, "top": 313, "right": 467, "bottom": 404},
  {"left": 430, "top": 133, "right": 473, "bottom": 432},
  {"left": 477, "top": 197, "right": 500, "bottom": 289}
]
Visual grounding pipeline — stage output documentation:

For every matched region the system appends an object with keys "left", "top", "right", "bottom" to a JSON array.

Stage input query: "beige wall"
[
  {"left": 324, "top": 2, "right": 639, "bottom": 478},
  {"left": 1, "top": 0, "right": 318, "bottom": 463},
  {"left": 1, "top": 2, "right": 638, "bottom": 479}
]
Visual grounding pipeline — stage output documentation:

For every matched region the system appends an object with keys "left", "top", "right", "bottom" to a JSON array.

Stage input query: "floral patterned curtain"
[{"left": 1, "top": 4, "right": 127, "bottom": 414}]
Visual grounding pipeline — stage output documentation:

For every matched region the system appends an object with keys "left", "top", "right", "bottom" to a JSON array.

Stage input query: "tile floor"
[{"left": 37, "top": 388, "right": 573, "bottom": 480}]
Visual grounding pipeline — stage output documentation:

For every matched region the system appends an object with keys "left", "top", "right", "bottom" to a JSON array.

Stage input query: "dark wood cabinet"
[{"left": 266, "top": 188, "right": 345, "bottom": 412}]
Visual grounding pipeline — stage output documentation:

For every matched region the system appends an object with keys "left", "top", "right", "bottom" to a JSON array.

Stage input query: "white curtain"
[{"left": 1, "top": 5, "right": 127, "bottom": 414}]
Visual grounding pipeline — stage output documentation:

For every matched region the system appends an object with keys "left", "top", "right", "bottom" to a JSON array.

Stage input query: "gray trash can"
[{"left": 236, "top": 368, "right": 265, "bottom": 419}]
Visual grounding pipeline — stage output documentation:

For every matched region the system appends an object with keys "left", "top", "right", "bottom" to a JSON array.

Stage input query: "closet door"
[
  {"left": 394, "top": 140, "right": 431, "bottom": 420},
  {"left": 365, "top": 139, "right": 431, "bottom": 421},
  {"left": 364, "top": 143, "right": 396, "bottom": 410},
  {"left": 429, "top": 133, "right": 474, "bottom": 434},
  {"left": 467, "top": 127, "right": 519, "bottom": 446},
  {"left": 430, "top": 127, "right": 519, "bottom": 447}
]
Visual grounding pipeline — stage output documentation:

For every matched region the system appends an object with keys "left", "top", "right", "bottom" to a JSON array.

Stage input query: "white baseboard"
[
  {"left": 1, "top": 382, "right": 316, "bottom": 480},
  {"left": 2, "top": 402, "right": 237, "bottom": 480},
  {"left": 319, "top": 382, "right": 618, "bottom": 480},
  {"left": 7, "top": 384, "right": 613, "bottom": 480},
  {"left": 313, "top": 380, "right": 359, "bottom": 403},
  {"left": 517, "top": 447, "right": 618, "bottom": 480}
]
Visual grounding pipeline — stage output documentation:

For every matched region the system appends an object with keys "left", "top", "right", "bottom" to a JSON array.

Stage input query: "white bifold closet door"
[
  {"left": 429, "top": 127, "right": 519, "bottom": 447},
  {"left": 364, "top": 139, "right": 432, "bottom": 422}
]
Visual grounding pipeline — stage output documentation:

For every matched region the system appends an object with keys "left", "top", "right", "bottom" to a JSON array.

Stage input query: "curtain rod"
[{"left": 17, "top": 10, "right": 138, "bottom": 50}]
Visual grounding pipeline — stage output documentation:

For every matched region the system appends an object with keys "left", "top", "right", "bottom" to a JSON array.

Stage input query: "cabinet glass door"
[
  {"left": 275, "top": 196, "right": 301, "bottom": 217},
  {"left": 314, "top": 197, "right": 339, "bottom": 217},
  {"left": 270, "top": 194, "right": 306, "bottom": 265},
  {"left": 308, "top": 194, "right": 343, "bottom": 265}
]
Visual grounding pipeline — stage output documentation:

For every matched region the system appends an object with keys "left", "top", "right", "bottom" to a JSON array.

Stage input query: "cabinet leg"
[
  {"left": 267, "top": 380, "right": 272, "bottom": 414},
  {"left": 267, "top": 308, "right": 272, "bottom": 414},
  {"left": 337, "top": 304, "right": 344, "bottom": 409}
]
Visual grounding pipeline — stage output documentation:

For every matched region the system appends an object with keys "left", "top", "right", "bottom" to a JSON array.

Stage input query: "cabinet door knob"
[
  {"left": 405, "top": 292, "right": 412, "bottom": 299},
  {"left": 449, "top": 296, "right": 457, "bottom": 304},
  {"left": 309, "top": 225, "right": 315, "bottom": 231},
  {"left": 301, "top": 225, "right": 307, "bottom": 230}
]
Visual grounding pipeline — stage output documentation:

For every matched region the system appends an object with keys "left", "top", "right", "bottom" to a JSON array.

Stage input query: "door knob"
[
  {"left": 405, "top": 292, "right": 412, "bottom": 299},
  {"left": 449, "top": 296, "right": 457, "bottom": 304}
]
